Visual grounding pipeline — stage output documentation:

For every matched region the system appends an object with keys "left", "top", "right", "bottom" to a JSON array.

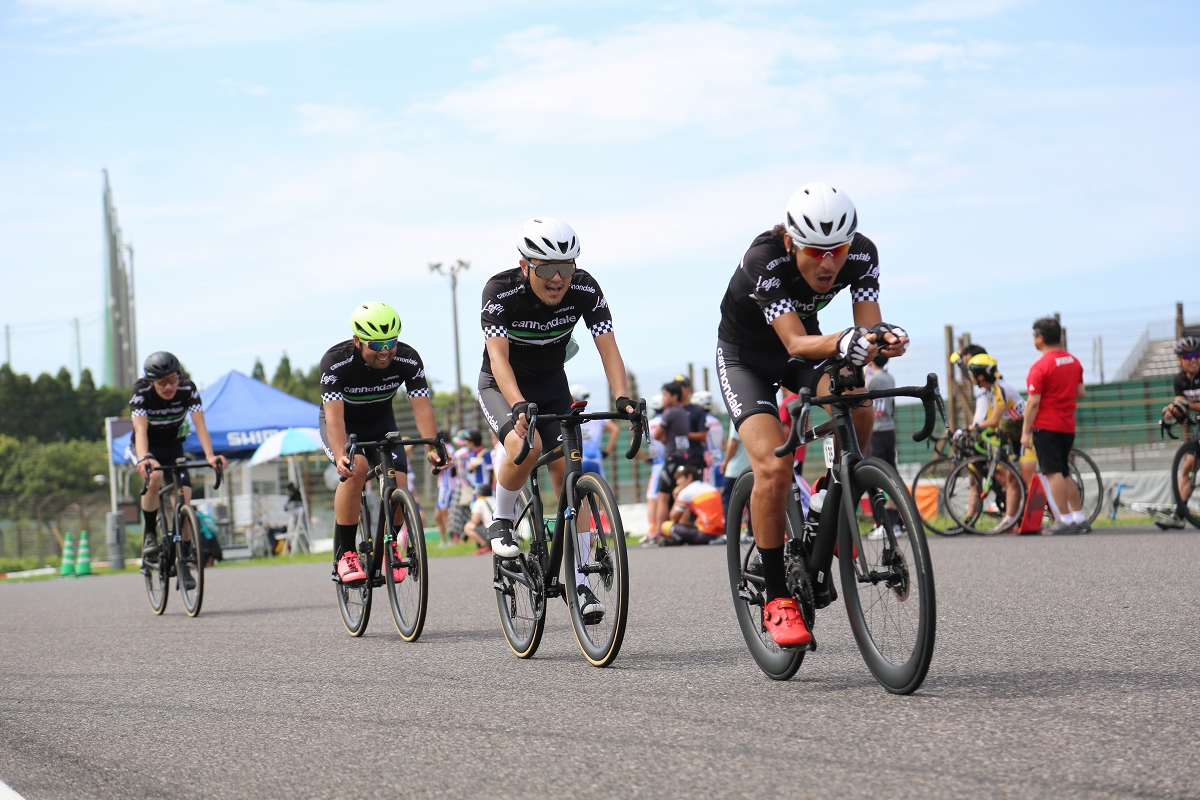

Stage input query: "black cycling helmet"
[
  {"left": 1174, "top": 336, "right": 1200, "bottom": 355},
  {"left": 143, "top": 351, "right": 182, "bottom": 380}
]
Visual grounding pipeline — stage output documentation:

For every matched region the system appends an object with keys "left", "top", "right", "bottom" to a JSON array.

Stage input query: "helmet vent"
[
  {"left": 848, "top": 211, "right": 858, "bottom": 236},
  {"left": 557, "top": 241, "right": 568, "bottom": 253},
  {"left": 803, "top": 215, "right": 816, "bottom": 232},
  {"left": 541, "top": 237, "right": 557, "bottom": 252},
  {"left": 524, "top": 237, "right": 547, "bottom": 256},
  {"left": 820, "top": 221, "right": 833, "bottom": 236},
  {"left": 837, "top": 213, "right": 846, "bottom": 230}
]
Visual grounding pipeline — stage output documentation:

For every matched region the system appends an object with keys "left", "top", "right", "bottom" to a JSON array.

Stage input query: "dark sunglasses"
[
  {"left": 364, "top": 338, "right": 398, "bottom": 352},
  {"left": 1182, "top": 352, "right": 1200, "bottom": 361},
  {"left": 529, "top": 259, "right": 576, "bottom": 280}
]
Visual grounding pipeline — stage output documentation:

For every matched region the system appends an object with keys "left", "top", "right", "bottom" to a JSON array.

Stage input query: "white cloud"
[
  {"left": 297, "top": 104, "right": 380, "bottom": 135},
  {"left": 875, "top": 0, "right": 1033, "bottom": 23}
]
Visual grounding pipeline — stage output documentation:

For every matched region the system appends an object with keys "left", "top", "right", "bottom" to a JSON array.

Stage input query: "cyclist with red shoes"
[
  {"left": 716, "top": 182, "right": 909, "bottom": 649},
  {"left": 318, "top": 302, "right": 448, "bottom": 584}
]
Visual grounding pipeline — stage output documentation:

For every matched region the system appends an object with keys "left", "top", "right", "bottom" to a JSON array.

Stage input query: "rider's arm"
[
  {"left": 132, "top": 414, "right": 150, "bottom": 462},
  {"left": 594, "top": 333, "right": 631, "bottom": 411},
  {"left": 1021, "top": 394, "right": 1041, "bottom": 443},
  {"left": 409, "top": 396, "right": 441, "bottom": 451},
  {"left": 189, "top": 409, "right": 223, "bottom": 466},
  {"left": 324, "top": 399, "right": 349, "bottom": 468},
  {"left": 485, "top": 337, "right": 525, "bottom": 409},
  {"left": 769, "top": 312, "right": 842, "bottom": 359}
]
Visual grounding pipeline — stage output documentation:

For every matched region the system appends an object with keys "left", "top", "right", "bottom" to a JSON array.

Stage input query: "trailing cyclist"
[
  {"left": 319, "top": 302, "right": 447, "bottom": 584},
  {"left": 966, "top": 353, "right": 1035, "bottom": 530},
  {"left": 130, "top": 351, "right": 226, "bottom": 575},
  {"left": 716, "top": 182, "right": 908, "bottom": 648},
  {"left": 477, "top": 216, "right": 636, "bottom": 621},
  {"left": 1156, "top": 335, "right": 1200, "bottom": 530}
]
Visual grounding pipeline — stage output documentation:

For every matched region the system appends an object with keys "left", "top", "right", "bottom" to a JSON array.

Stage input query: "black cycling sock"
[
  {"left": 143, "top": 508, "right": 158, "bottom": 537},
  {"left": 334, "top": 523, "right": 358, "bottom": 560},
  {"left": 759, "top": 545, "right": 790, "bottom": 602}
]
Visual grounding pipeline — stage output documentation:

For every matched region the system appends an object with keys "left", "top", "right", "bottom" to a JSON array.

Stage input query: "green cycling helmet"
[{"left": 351, "top": 301, "right": 401, "bottom": 341}]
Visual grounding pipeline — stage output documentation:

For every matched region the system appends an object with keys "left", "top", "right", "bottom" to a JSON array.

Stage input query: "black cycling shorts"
[
  {"left": 318, "top": 408, "right": 409, "bottom": 475},
  {"left": 477, "top": 369, "right": 572, "bottom": 450},
  {"left": 127, "top": 440, "right": 192, "bottom": 488},
  {"left": 715, "top": 337, "right": 825, "bottom": 431},
  {"left": 1032, "top": 429, "right": 1074, "bottom": 477}
]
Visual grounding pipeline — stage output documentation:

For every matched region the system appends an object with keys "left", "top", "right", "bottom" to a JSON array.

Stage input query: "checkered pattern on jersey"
[
  {"left": 851, "top": 288, "right": 879, "bottom": 303},
  {"left": 408, "top": 388, "right": 431, "bottom": 398},
  {"left": 130, "top": 409, "right": 147, "bottom": 417},
  {"left": 483, "top": 325, "right": 507, "bottom": 340},
  {"left": 321, "top": 391, "right": 343, "bottom": 404},
  {"left": 589, "top": 320, "right": 613, "bottom": 337},
  {"left": 762, "top": 298, "right": 796, "bottom": 324}
]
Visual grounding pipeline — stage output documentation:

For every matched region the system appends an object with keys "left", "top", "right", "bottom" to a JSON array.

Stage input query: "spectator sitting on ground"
[
  {"left": 462, "top": 483, "right": 496, "bottom": 553},
  {"left": 658, "top": 464, "right": 726, "bottom": 545},
  {"left": 1020, "top": 317, "right": 1087, "bottom": 534}
]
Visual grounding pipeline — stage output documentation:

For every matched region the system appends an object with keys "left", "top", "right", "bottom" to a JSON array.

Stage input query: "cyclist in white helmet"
[
  {"left": 716, "top": 182, "right": 909, "bottom": 648},
  {"left": 477, "top": 217, "right": 636, "bottom": 621}
]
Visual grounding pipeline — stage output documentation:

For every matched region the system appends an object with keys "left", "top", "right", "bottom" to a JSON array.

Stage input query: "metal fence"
[{"left": 0, "top": 491, "right": 124, "bottom": 568}]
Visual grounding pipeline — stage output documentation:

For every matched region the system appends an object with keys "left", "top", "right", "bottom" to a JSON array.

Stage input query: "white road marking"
[{"left": 0, "top": 779, "right": 26, "bottom": 799}]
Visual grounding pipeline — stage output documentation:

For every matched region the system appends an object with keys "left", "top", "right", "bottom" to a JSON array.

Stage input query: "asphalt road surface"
[{"left": 2, "top": 526, "right": 1199, "bottom": 800}]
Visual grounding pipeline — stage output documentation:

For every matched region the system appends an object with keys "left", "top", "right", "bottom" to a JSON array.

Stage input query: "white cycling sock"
[
  {"left": 1071, "top": 510, "right": 1086, "bottom": 523},
  {"left": 575, "top": 529, "right": 592, "bottom": 588},
  {"left": 494, "top": 484, "right": 520, "bottom": 523}
]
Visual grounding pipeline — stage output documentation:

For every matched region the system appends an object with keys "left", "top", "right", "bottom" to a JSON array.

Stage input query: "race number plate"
[{"left": 823, "top": 436, "right": 835, "bottom": 469}]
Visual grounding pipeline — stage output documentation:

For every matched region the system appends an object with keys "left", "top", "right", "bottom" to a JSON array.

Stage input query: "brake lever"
[
  {"left": 213, "top": 462, "right": 224, "bottom": 491},
  {"left": 774, "top": 388, "right": 811, "bottom": 457},
  {"left": 513, "top": 404, "right": 539, "bottom": 465},
  {"left": 339, "top": 434, "right": 358, "bottom": 483},
  {"left": 624, "top": 399, "right": 647, "bottom": 460}
]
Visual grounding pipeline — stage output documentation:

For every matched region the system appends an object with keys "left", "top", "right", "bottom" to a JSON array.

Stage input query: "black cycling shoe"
[
  {"left": 488, "top": 518, "right": 520, "bottom": 559},
  {"left": 577, "top": 583, "right": 605, "bottom": 624},
  {"left": 180, "top": 570, "right": 196, "bottom": 591},
  {"left": 142, "top": 532, "right": 160, "bottom": 560}
]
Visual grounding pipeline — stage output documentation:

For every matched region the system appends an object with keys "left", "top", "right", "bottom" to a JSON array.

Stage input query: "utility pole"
[
  {"left": 122, "top": 243, "right": 137, "bottom": 372},
  {"left": 430, "top": 260, "right": 469, "bottom": 429},
  {"left": 74, "top": 318, "right": 82, "bottom": 383},
  {"left": 4, "top": 324, "right": 9, "bottom": 366}
]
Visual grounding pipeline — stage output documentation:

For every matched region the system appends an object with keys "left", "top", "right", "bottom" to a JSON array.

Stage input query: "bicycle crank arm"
[
  {"left": 492, "top": 579, "right": 514, "bottom": 596},
  {"left": 738, "top": 583, "right": 764, "bottom": 606}
]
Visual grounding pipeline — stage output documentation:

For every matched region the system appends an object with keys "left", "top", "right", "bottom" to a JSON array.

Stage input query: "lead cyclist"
[{"left": 715, "top": 182, "right": 909, "bottom": 648}]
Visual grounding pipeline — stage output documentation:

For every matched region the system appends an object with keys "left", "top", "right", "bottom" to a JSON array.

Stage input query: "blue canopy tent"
[{"left": 110, "top": 370, "right": 320, "bottom": 463}]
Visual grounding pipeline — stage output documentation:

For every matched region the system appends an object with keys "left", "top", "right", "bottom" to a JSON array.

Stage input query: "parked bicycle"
[
  {"left": 493, "top": 398, "right": 647, "bottom": 667},
  {"left": 141, "top": 458, "right": 224, "bottom": 617},
  {"left": 334, "top": 432, "right": 448, "bottom": 641},
  {"left": 726, "top": 357, "right": 946, "bottom": 694}
]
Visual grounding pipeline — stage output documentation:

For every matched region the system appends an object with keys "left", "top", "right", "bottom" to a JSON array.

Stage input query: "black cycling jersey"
[
  {"left": 129, "top": 378, "right": 203, "bottom": 447},
  {"left": 1175, "top": 371, "right": 1200, "bottom": 406},
  {"left": 480, "top": 267, "right": 614, "bottom": 380},
  {"left": 717, "top": 230, "right": 880, "bottom": 357},
  {"left": 318, "top": 339, "right": 430, "bottom": 427}
]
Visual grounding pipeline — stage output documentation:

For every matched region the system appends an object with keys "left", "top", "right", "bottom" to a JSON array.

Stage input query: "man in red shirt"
[{"left": 1020, "top": 317, "right": 1087, "bottom": 534}]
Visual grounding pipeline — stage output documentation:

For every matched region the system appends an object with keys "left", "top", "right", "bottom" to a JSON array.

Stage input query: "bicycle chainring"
[{"left": 784, "top": 555, "right": 816, "bottom": 632}]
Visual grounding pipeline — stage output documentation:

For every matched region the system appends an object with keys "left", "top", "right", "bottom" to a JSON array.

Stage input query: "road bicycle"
[
  {"left": 334, "top": 432, "right": 448, "bottom": 640},
  {"left": 943, "top": 430, "right": 1027, "bottom": 534},
  {"left": 726, "top": 357, "right": 946, "bottom": 694},
  {"left": 1162, "top": 412, "right": 1200, "bottom": 529},
  {"left": 141, "top": 459, "right": 224, "bottom": 617},
  {"left": 493, "top": 399, "right": 647, "bottom": 667},
  {"left": 909, "top": 430, "right": 974, "bottom": 535}
]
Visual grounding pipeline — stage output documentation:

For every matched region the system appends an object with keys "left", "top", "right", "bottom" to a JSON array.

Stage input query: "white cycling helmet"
[
  {"left": 691, "top": 390, "right": 713, "bottom": 411},
  {"left": 570, "top": 384, "right": 590, "bottom": 402},
  {"left": 648, "top": 394, "right": 663, "bottom": 412},
  {"left": 518, "top": 217, "right": 580, "bottom": 261},
  {"left": 784, "top": 182, "right": 857, "bottom": 247}
]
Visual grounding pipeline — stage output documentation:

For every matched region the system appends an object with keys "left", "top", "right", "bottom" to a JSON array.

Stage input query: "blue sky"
[{"left": 2, "top": 0, "right": 1198, "bottom": 404}]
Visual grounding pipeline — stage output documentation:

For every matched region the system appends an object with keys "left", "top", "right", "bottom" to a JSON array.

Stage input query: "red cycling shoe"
[
  {"left": 762, "top": 597, "right": 812, "bottom": 648},
  {"left": 336, "top": 551, "right": 367, "bottom": 583},
  {"left": 390, "top": 536, "right": 407, "bottom": 583}
]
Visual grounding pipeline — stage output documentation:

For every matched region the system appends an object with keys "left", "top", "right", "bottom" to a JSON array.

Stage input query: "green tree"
[
  {"left": 0, "top": 365, "right": 126, "bottom": 442},
  {"left": 251, "top": 358, "right": 267, "bottom": 382},
  {"left": 0, "top": 437, "right": 107, "bottom": 499},
  {"left": 271, "top": 352, "right": 293, "bottom": 391}
]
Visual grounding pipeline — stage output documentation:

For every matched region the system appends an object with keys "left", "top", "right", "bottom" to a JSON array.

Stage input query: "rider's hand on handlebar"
[
  {"left": 427, "top": 447, "right": 450, "bottom": 473},
  {"left": 511, "top": 400, "right": 531, "bottom": 439},
  {"left": 614, "top": 395, "right": 635, "bottom": 415},
  {"left": 336, "top": 454, "right": 357, "bottom": 479},
  {"left": 136, "top": 456, "right": 159, "bottom": 481},
  {"left": 207, "top": 454, "right": 226, "bottom": 472},
  {"left": 871, "top": 323, "right": 910, "bottom": 357}
]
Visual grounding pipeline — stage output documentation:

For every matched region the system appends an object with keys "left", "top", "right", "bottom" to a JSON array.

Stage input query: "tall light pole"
[
  {"left": 429, "top": 260, "right": 469, "bottom": 429},
  {"left": 121, "top": 243, "right": 137, "bottom": 375}
]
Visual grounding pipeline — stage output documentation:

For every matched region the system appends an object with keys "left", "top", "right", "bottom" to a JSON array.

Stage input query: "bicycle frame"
[
  {"left": 342, "top": 433, "right": 446, "bottom": 584},
  {"left": 774, "top": 361, "right": 947, "bottom": 595},
  {"left": 142, "top": 458, "right": 224, "bottom": 551},
  {"left": 496, "top": 401, "right": 647, "bottom": 605}
]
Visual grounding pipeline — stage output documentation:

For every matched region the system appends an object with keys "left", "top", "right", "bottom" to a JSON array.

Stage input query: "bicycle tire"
[
  {"left": 1067, "top": 449, "right": 1104, "bottom": 525},
  {"left": 494, "top": 487, "right": 547, "bottom": 659},
  {"left": 564, "top": 473, "right": 629, "bottom": 667},
  {"left": 944, "top": 456, "right": 1025, "bottom": 534},
  {"left": 385, "top": 487, "right": 428, "bottom": 642},
  {"left": 842, "top": 458, "right": 936, "bottom": 695},
  {"left": 1170, "top": 442, "right": 1200, "bottom": 529},
  {"left": 910, "top": 458, "right": 958, "bottom": 536},
  {"left": 143, "top": 514, "right": 169, "bottom": 615},
  {"left": 724, "top": 471, "right": 804, "bottom": 681},
  {"left": 337, "top": 498, "right": 373, "bottom": 636},
  {"left": 177, "top": 505, "right": 205, "bottom": 617}
]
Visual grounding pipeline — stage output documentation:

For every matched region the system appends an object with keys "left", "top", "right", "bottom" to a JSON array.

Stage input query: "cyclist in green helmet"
[{"left": 317, "top": 302, "right": 448, "bottom": 583}]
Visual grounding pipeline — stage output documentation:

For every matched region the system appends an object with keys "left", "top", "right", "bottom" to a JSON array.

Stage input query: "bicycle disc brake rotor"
[
  {"left": 594, "top": 544, "right": 613, "bottom": 591},
  {"left": 881, "top": 546, "right": 910, "bottom": 602}
]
